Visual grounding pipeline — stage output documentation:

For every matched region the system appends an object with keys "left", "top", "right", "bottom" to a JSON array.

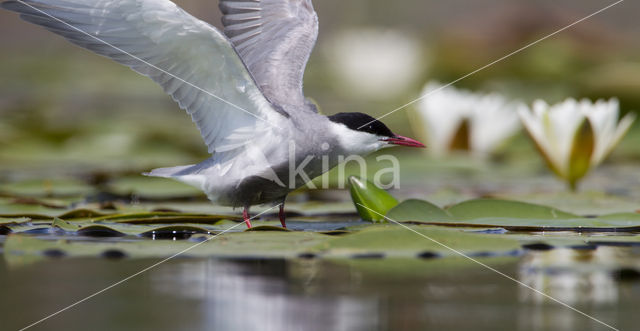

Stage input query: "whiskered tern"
[{"left": 2, "top": 0, "right": 425, "bottom": 228}]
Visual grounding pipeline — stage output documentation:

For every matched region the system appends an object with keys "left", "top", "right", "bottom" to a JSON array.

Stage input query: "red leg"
[
  {"left": 243, "top": 206, "right": 252, "bottom": 229},
  {"left": 279, "top": 203, "right": 287, "bottom": 228}
]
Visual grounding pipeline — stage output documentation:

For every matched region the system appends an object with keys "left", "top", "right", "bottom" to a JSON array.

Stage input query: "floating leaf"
[
  {"left": 3, "top": 231, "right": 331, "bottom": 266},
  {"left": 598, "top": 213, "right": 640, "bottom": 221},
  {"left": 0, "top": 197, "right": 67, "bottom": 219},
  {"left": 490, "top": 191, "right": 639, "bottom": 216},
  {"left": 315, "top": 225, "right": 521, "bottom": 258},
  {"left": 407, "top": 216, "right": 640, "bottom": 232},
  {"left": 334, "top": 256, "right": 519, "bottom": 278},
  {"left": 348, "top": 176, "right": 398, "bottom": 222},
  {"left": 92, "top": 212, "right": 238, "bottom": 224},
  {"left": 106, "top": 176, "right": 203, "bottom": 199},
  {"left": 52, "top": 218, "right": 82, "bottom": 232},
  {"left": 0, "top": 178, "right": 94, "bottom": 198},
  {"left": 0, "top": 198, "right": 115, "bottom": 220},
  {"left": 58, "top": 209, "right": 110, "bottom": 219},
  {"left": 92, "top": 211, "right": 192, "bottom": 221},
  {"left": 7, "top": 197, "right": 67, "bottom": 209},
  {"left": 447, "top": 199, "right": 578, "bottom": 220},
  {"left": 454, "top": 218, "right": 640, "bottom": 231},
  {"left": 380, "top": 199, "right": 640, "bottom": 232},
  {"left": 386, "top": 199, "right": 451, "bottom": 221},
  {"left": 0, "top": 217, "right": 31, "bottom": 225}
]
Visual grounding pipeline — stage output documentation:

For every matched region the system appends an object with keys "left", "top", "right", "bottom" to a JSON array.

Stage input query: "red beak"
[{"left": 384, "top": 135, "right": 426, "bottom": 148}]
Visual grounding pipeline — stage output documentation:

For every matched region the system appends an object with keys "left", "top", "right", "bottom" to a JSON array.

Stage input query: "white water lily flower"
[
  {"left": 326, "top": 28, "right": 424, "bottom": 100},
  {"left": 519, "top": 98, "right": 636, "bottom": 190},
  {"left": 413, "top": 82, "right": 522, "bottom": 158}
]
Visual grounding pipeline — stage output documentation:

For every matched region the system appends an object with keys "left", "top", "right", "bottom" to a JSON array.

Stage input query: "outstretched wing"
[
  {"left": 2, "top": 0, "right": 288, "bottom": 155},
  {"left": 219, "top": 0, "right": 318, "bottom": 112}
]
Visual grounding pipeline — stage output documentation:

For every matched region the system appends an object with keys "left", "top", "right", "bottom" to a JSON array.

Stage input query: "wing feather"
[
  {"left": 2, "top": 0, "right": 288, "bottom": 156},
  {"left": 219, "top": 0, "right": 318, "bottom": 112}
]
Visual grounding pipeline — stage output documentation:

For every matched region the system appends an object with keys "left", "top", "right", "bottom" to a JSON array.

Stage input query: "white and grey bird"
[{"left": 2, "top": 0, "right": 425, "bottom": 228}]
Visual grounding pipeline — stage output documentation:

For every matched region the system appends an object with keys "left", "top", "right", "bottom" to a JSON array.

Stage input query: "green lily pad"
[
  {"left": 0, "top": 198, "right": 115, "bottom": 220},
  {"left": 106, "top": 176, "right": 203, "bottom": 199},
  {"left": 4, "top": 213, "right": 244, "bottom": 236},
  {"left": 3, "top": 231, "right": 331, "bottom": 266},
  {"left": 58, "top": 209, "right": 110, "bottom": 219},
  {"left": 92, "top": 212, "right": 239, "bottom": 224},
  {"left": 52, "top": 218, "right": 82, "bottom": 232},
  {"left": 447, "top": 199, "right": 578, "bottom": 220},
  {"left": 407, "top": 216, "right": 640, "bottom": 232},
  {"left": 0, "top": 217, "right": 31, "bottom": 225},
  {"left": 386, "top": 199, "right": 451, "bottom": 221},
  {"left": 315, "top": 225, "right": 521, "bottom": 258},
  {"left": 0, "top": 178, "right": 94, "bottom": 198},
  {"left": 380, "top": 198, "right": 640, "bottom": 231},
  {"left": 495, "top": 231, "right": 640, "bottom": 248},
  {"left": 0, "top": 197, "right": 68, "bottom": 219},
  {"left": 333, "top": 256, "right": 520, "bottom": 278},
  {"left": 348, "top": 176, "right": 398, "bottom": 222},
  {"left": 598, "top": 212, "right": 640, "bottom": 221},
  {"left": 429, "top": 217, "right": 640, "bottom": 231},
  {"left": 490, "top": 191, "right": 639, "bottom": 216}
]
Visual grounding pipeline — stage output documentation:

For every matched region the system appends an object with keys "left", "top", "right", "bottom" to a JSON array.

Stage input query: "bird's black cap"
[{"left": 328, "top": 112, "right": 395, "bottom": 137}]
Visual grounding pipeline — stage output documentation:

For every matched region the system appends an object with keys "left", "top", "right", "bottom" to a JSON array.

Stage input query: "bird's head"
[{"left": 328, "top": 112, "right": 425, "bottom": 155}]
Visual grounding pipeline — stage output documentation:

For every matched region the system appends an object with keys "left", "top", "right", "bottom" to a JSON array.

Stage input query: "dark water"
[{"left": 1, "top": 246, "right": 639, "bottom": 331}]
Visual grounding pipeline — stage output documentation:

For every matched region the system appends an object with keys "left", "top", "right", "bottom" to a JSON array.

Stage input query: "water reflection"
[
  {"left": 151, "top": 259, "right": 379, "bottom": 331},
  {"left": 3, "top": 251, "right": 640, "bottom": 330},
  {"left": 518, "top": 247, "right": 623, "bottom": 305},
  {"left": 515, "top": 246, "right": 640, "bottom": 330}
]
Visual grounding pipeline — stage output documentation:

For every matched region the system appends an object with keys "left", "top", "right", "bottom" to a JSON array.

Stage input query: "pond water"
[
  {"left": 1, "top": 244, "right": 639, "bottom": 331},
  {"left": 1, "top": 160, "right": 639, "bottom": 331}
]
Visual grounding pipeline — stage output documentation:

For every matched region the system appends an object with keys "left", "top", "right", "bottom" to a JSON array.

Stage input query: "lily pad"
[
  {"left": 410, "top": 217, "right": 640, "bottom": 232},
  {"left": 379, "top": 198, "right": 640, "bottom": 231},
  {"left": 52, "top": 218, "right": 82, "bottom": 232},
  {"left": 334, "top": 256, "right": 520, "bottom": 278},
  {"left": 3, "top": 231, "right": 332, "bottom": 266},
  {"left": 599, "top": 212, "right": 640, "bottom": 221},
  {"left": 0, "top": 217, "right": 31, "bottom": 225},
  {"left": 0, "top": 178, "right": 94, "bottom": 198},
  {"left": 92, "top": 212, "right": 238, "bottom": 224},
  {"left": 0, "top": 197, "right": 69, "bottom": 219},
  {"left": 315, "top": 225, "right": 521, "bottom": 258},
  {"left": 106, "top": 176, "right": 203, "bottom": 199},
  {"left": 386, "top": 199, "right": 451, "bottom": 221},
  {"left": 447, "top": 199, "right": 578, "bottom": 219},
  {"left": 58, "top": 209, "right": 110, "bottom": 219},
  {"left": 348, "top": 176, "right": 398, "bottom": 222}
]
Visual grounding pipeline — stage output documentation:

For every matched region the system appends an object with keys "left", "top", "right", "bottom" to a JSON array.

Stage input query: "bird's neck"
[{"left": 327, "top": 121, "right": 385, "bottom": 156}]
